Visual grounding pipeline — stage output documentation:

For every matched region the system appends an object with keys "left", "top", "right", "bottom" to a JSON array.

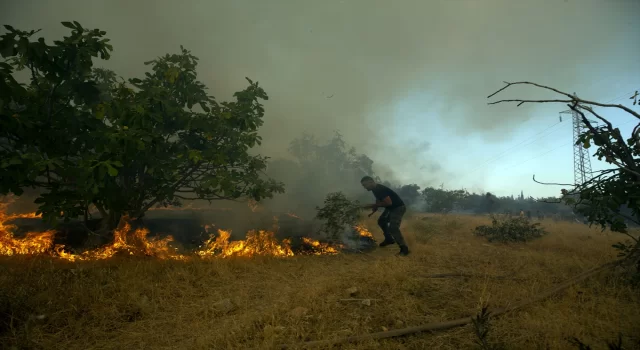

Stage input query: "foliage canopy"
[{"left": 0, "top": 22, "right": 284, "bottom": 228}]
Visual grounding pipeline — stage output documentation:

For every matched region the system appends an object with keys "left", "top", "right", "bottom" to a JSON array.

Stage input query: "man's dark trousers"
[{"left": 377, "top": 205, "right": 407, "bottom": 246}]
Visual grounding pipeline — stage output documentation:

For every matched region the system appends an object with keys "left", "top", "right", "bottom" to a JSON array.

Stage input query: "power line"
[
  {"left": 445, "top": 91, "right": 634, "bottom": 165},
  {"left": 456, "top": 91, "right": 637, "bottom": 182},
  {"left": 589, "top": 90, "right": 636, "bottom": 111},
  {"left": 499, "top": 118, "right": 637, "bottom": 174},
  {"left": 500, "top": 141, "right": 572, "bottom": 173},
  {"left": 602, "top": 90, "right": 635, "bottom": 104},
  {"left": 458, "top": 121, "right": 566, "bottom": 180}
]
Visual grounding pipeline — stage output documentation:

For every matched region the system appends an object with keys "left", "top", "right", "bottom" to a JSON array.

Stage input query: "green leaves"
[
  {"left": 475, "top": 215, "right": 548, "bottom": 243},
  {"left": 164, "top": 67, "right": 180, "bottom": 83},
  {"left": 188, "top": 149, "right": 203, "bottom": 163},
  {"left": 102, "top": 161, "right": 121, "bottom": 177},
  {"left": 1, "top": 21, "right": 285, "bottom": 226},
  {"left": 422, "top": 187, "right": 469, "bottom": 213},
  {"left": 316, "top": 192, "right": 362, "bottom": 241},
  {"left": 61, "top": 22, "right": 75, "bottom": 30}
]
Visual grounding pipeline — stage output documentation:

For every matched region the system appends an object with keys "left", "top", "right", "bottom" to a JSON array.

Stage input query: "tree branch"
[
  {"left": 488, "top": 99, "right": 572, "bottom": 107},
  {"left": 488, "top": 81, "right": 640, "bottom": 120},
  {"left": 570, "top": 104, "right": 639, "bottom": 176},
  {"left": 136, "top": 163, "right": 202, "bottom": 216},
  {"left": 532, "top": 174, "right": 574, "bottom": 187}
]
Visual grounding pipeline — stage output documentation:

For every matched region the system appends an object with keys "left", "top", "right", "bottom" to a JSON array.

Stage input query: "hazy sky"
[{"left": 2, "top": 0, "right": 639, "bottom": 198}]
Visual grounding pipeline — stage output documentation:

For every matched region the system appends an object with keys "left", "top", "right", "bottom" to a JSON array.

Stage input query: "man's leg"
[
  {"left": 387, "top": 206, "right": 409, "bottom": 255},
  {"left": 377, "top": 210, "right": 395, "bottom": 246}
]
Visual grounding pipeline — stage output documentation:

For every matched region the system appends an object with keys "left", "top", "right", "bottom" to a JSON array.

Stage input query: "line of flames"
[{"left": 0, "top": 205, "right": 374, "bottom": 261}]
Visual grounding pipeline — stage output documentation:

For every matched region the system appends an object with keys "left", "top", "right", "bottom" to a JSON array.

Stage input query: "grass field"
[{"left": 1, "top": 213, "right": 639, "bottom": 350}]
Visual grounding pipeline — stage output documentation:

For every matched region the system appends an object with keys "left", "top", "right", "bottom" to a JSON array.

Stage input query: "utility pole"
[{"left": 560, "top": 93, "right": 594, "bottom": 186}]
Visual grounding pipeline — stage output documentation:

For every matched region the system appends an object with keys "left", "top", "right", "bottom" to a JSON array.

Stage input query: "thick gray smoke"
[{"left": 2, "top": 0, "right": 638, "bottom": 204}]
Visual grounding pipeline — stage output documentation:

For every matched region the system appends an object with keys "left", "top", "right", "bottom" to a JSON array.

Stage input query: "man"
[{"left": 360, "top": 176, "right": 410, "bottom": 256}]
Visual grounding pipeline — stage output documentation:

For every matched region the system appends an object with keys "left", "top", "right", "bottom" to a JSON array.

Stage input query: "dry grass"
[{"left": 1, "top": 213, "right": 639, "bottom": 350}]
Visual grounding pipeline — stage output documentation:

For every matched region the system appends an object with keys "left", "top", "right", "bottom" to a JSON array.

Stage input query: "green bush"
[
  {"left": 474, "top": 215, "right": 547, "bottom": 243},
  {"left": 315, "top": 192, "right": 362, "bottom": 241}
]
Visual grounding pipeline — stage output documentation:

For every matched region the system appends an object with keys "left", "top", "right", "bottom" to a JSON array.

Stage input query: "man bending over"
[{"left": 360, "top": 176, "right": 410, "bottom": 256}]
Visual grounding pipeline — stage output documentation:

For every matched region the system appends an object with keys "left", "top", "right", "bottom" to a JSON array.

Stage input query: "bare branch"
[
  {"left": 578, "top": 105, "right": 613, "bottom": 130},
  {"left": 488, "top": 81, "right": 640, "bottom": 120},
  {"left": 488, "top": 99, "right": 572, "bottom": 107},
  {"left": 632, "top": 123, "right": 640, "bottom": 140},
  {"left": 532, "top": 174, "right": 574, "bottom": 187},
  {"left": 487, "top": 81, "right": 576, "bottom": 100}
]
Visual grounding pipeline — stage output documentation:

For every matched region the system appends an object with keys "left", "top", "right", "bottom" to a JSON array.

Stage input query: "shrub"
[
  {"left": 315, "top": 192, "right": 362, "bottom": 241},
  {"left": 474, "top": 215, "right": 547, "bottom": 243}
]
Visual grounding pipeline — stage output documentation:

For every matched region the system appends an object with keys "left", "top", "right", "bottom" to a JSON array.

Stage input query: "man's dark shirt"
[{"left": 372, "top": 184, "right": 405, "bottom": 209}]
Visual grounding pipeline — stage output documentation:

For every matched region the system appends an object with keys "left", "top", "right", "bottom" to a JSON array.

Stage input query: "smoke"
[{"left": 2, "top": 0, "right": 638, "bottom": 199}]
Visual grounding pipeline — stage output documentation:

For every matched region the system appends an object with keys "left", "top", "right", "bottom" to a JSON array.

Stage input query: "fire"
[
  {"left": 0, "top": 201, "right": 57, "bottom": 256},
  {"left": 0, "top": 196, "right": 365, "bottom": 261},
  {"left": 56, "top": 218, "right": 187, "bottom": 262},
  {"left": 0, "top": 207, "right": 186, "bottom": 261},
  {"left": 300, "top": 237, "right": 341, "bottom": 255},
  {"left": 197, "top": 229, "right": 294, "bottom": 258},
  {"left": 354, "top": 225, "right": 374, "bottom": 238},
  {"left": 1, "top": 227, "right": 56, "bottom": 256}
]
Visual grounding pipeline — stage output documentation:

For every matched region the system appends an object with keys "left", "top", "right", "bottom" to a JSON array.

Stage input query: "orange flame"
[
  {"left": 196, "top": 229, "right": 294, "bottom": 258},
  {"left": 0, "top": 197, "right": 358, "bottom": 260},
  {"left": 0, "top": 205, "right": 186, "bottom": 261},
  {"left": 300, "top": 237, "right": 342, "bottom": 255},
  {"left": 0, "top": 198, "right": 57, "bottom": 256},
  {"left": 354, "top": 225, "right": 374, "bottom": 238},
  {"left": 56, "top": 218, "right": 187, "bottom": 262}
]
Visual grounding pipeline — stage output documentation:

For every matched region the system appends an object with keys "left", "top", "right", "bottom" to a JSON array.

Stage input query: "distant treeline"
[
  {"left": 390, "top": 183, "right": 571, "bottom": 216},
  {"left": 389, "top": 183, "right": 637, "bottom": 226},
  {"left": 263, "top": 132, "right": 602, "bottom": 222}
]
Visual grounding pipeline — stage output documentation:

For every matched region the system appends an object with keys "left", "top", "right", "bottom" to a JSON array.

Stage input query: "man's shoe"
[
  {"left": 398, "top": 245, "right": 410, "bottom": 256},
  {"left": 379, "top": 239, "right": 395, "bottom": 247}
]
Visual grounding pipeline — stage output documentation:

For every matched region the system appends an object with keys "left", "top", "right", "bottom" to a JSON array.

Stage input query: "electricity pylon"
[{"left": 560, "top": 93, "right": 594, "bottom": 186}]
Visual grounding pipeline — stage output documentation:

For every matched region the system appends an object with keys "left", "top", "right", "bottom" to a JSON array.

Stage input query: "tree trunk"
[
  {"left": 107, "top": 210, "right": 122, "bottom": 231},
  {"left": 94, "top": 205, "right": 122, "bottom": 234},
  {"left": 83, "top": 204, "right": 89, "bottom": 226}
]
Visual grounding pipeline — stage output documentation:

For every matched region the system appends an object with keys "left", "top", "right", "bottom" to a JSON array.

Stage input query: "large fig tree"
[{"left": 0, "top": 22, "right": 284, "bottom": 230}]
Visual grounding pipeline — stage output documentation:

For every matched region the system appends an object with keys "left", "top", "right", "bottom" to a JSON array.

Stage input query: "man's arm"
[{"left": 362, "top": 196, "right": 392, "bottom": 209}]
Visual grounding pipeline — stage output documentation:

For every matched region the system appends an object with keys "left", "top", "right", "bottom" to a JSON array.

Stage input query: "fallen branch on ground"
[
  {"left": 423, "top": 272, "right": 527, "bottom": 281},
  {"left": 424, "top": 263, "right": 526, "bottom": 280},
  {"left": 279, "top": 260, "right": 619, "bottom": 349}
]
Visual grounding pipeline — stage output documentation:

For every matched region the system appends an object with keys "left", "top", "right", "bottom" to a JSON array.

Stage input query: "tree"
[
  {"left": 422, "top": 187, "right": 469, "bottom": 213},
  {"left": 288, "top": 131, "right": 374, "bottom": 179},
  {"left": 0, "top": 22, "right": 284, "bottom": 231},
  {"left": 484, "top": 192, "right": 497, "bottom": 213},
  {"left": 396, "top": 184, "right": 421, "bottom": 207},
  {"left": 265, "top": 131, "right": 374, "bottom": 216},
  {"left": 488, "top": 81, "right": 640, "bottom": 273}
]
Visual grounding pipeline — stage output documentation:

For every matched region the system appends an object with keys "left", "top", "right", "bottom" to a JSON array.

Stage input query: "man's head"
[{"left": 360, "top": 176, "right": 376, "bottom": 191}]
